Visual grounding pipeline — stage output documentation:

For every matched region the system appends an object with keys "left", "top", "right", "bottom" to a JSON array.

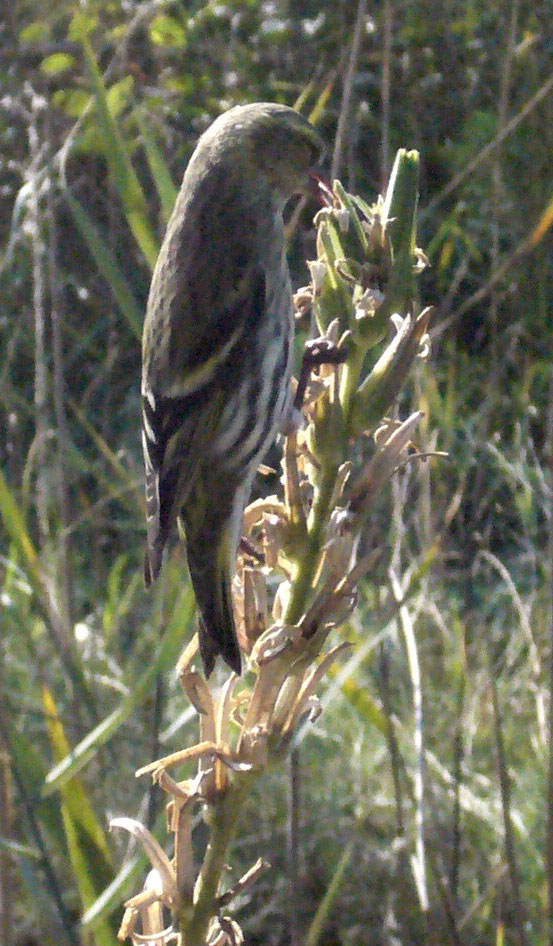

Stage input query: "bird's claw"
[{"left": 294, "top": 337, "right": 348, "bottom": 409}]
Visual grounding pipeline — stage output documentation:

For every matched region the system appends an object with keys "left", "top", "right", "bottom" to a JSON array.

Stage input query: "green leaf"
[
  {"left": 105, "top": 75, "right": 135, "bottom": 120},
  {"left": 0, "top": 837, "right": 40, "bottom": 860},
  {"left": 68, "top": 397, "right": 142, "bottom": 491},
  {"left": 306, "top": 72, "right": 337, "bottom": 126},
  {"left": 164, "top": 74, "right": 196, "bottom": 95},
  {"left": 0, "top": 466, "right": 39, "bottom": 571},
  {"left": 530, "top": 190, "right": 553, "bottom": 247},
  {"left": 69, "top": 10, "right": 99, "bottom": 41},
  {"left": 136, "top": 107, "right": 178, "bottom": 224},
  {"left": 103, "top": 555, "right": 141, "bottom": 641},
  {"left": 352, "top": 308, "right": 432, "bottom": 433},
  {"left": 53, "top": 89, "right": 92, "bottom": 119},
  {"left": 64, "top": 189, "right": 143, "bottom": 338},
  {"left": 19, "top": 21, "right": 51, "bottom": 43},
  {"left": 150, "top": 13, "right": 187, "bottom": 47},
  {"left": 382, "top": 148, "right": 420, "bottom": 260},
  {"left": 356, "top": 149, "right": 420, "bottom": 346},
  {"left": 40, "top": 53, "right": 76, "bottom": 75},
  {"left": 81, "top": 38, "right": 159, "bottom": 269},
  {"left": 2, "top": 726, "right": 66, "bottom": 855},
  {"left": 338, "top": 676, "right": 388, "bottom": 734},
  {"left": 82, "top": 854, "right": 146, "bottom": 928}
]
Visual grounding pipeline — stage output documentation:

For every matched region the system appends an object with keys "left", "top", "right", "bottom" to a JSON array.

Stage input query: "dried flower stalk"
[{"left": 113, "top": 150, "right": 433, "bottom": 946}]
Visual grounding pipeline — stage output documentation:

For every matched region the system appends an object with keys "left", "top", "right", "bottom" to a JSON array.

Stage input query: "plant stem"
[
  {"left": 181, "top": 342, "right": 370, "bottom": 946},
  {"left": 182, "top": 778, "right": 254, "bottom": 946},
  {"left": 284, "top": 462, "right": 339, "bottom": 626},
  {"left": 340, "top": 344, "right": 365, "bottom": 426},
  {"left": 284, "top": 342, "right": 369, "bottom": 629}
]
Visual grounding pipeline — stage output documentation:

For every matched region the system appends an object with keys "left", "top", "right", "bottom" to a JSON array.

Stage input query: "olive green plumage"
[{"left": 141, "top": 102, "right": 323, "bottom": 676}]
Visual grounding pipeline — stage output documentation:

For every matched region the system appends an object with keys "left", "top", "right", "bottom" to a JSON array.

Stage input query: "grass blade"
[
  {"left": 64, "top": 190, "right": 143, "bottom": 339},
  {"left": 43, "top": 584, "right": 195, "bottom": 793},
  {"left": 135, "top": 106, "right": 178, "bottom": 224},
  {"left": 305, "top": 840, "right": 353, "bottom": 946},
  {"left": 81, "top": 38, "right": 159, "bottom": 269},
  {"left": 42, "top": 687, "right": 118, "bottom": 945}
]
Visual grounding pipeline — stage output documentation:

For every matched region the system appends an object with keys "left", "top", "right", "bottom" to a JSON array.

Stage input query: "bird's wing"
[
  {"left": 142, "top": 264, "right": 267, "bottom": 585},
  {"left": 143, "top": 183, "right": 267, "bottom": 396},
  {"left": 142, "top": 387, "right": 219, "bottom": 584}
]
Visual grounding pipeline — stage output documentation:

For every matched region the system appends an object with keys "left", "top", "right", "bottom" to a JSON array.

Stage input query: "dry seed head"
[
  {"left": 271, "top": 579, "right": 290, "bottom": 623},
  {"left": 335, "top": 207, "right": 351, "bottom": 231},
  {"left": 355, "top": 287, "right": 385, "bottom": 321},
  {"left": 414, "top": 247, "right": 429, "bottom": 272},
  {"left": 241, "top": 566, "right": 268, "bottom": 650},
  {"left": 316, "top": 515, "right": 357, "bottom": 587},
  {"left": 293, "top": 285, "right": 313, "bottom": 317},
  {"left": 262, "top": 512, "right": 289, "bottom": 569},
  {"left": 217, "top": 858, "right": 270, "bottom": 908},
  {"left": 308, "top": 258, "right": 327, "bottom": 295},
  {"left": 242, "top": 495, "right": 287, "bottom": 537}
]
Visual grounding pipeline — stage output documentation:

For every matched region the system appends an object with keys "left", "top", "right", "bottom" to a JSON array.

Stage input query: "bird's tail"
[{"left": 183, "top": 502, "right": 242, "bottom": 678}]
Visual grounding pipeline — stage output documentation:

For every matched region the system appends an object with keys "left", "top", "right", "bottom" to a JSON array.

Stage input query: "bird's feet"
[{"left": 293, "top": 336, "right": 348, "bottom": 410}]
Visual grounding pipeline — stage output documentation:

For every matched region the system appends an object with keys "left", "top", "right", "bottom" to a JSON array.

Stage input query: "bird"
[{"left": 141, "top": 102, "right": 324, "bottom": 676}]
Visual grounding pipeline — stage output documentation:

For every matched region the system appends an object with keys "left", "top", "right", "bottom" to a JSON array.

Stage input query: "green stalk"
[
  {"left": 284, "top": 463, "right": 339, "bottom": 626},
  {"left": 340, "top": 344, "right": 365, "bottom": 427},
  {"left": 284, "top": 343, "right": 366, "bottom": 628},
  {"left": 181, "top": 778, "right": 255, "bottom": 946}
]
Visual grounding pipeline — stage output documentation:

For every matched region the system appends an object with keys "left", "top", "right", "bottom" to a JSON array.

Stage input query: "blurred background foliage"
[{"left": 1, "top": 0, "right": 552, "bottom": 944}]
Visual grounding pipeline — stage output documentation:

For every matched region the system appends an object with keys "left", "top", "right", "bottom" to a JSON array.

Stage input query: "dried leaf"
[
  {"left": 308, "top": 259, "right": 327, "bottom": 295},
  {"left": 213, "top": 675, "right": 238, "bottom": 792},
  {"left": 272, "top": 581, "right": 290, "bottom": 623},
  {"left": 242, "top": 566, "right": 268, "bottom": 647},
  {"left": 212, "top": 751, "right": 254, "bottom": 773},
  {"left": 250, "top": 624, "right": 302, "bottom": 666},
  {"left": 180, "top": 670, "right": 214, "bottom": 716},
  {"left": 209, "top": 916, "right": 244, "bottom": 945},
  {"left": 214, "top": 676, "right": 237, "bottom": 746},
  {"left": 262, "top": 513, "right": 288, "bottom": 569},
  {"left": 282, "top": 642, "right": 352, "bottom": 737},
  {"left": 348, "top": 411, "right": 423, "bottom": 514},
  {"left": 282, "top": 430, "right": 306, "bottom": 532},
  {"left": 175, "top": 634, "right": 199, "bottom": 676},
  {"left": 141, "top": 872, "right": 169, "bottom": 942},
  {"left": 174, "top": 801, "right": 195, "bottom": 904},
  {"left": 218, "top": 857, "right": 270, "bottom": 907},
  {"left": 238, "top": 628, "right": 302, "bottom": 748},
  {"left": 110, "top": 822, "right": 177, "bottom": 904},
  {"left": 242, "top": 496, "right": 286, "bottom": 536},
  {"left": 156, "top": 769, "right": 202, "bottom": 803},
  {"left": 271, "top": 673, "right": 306, "bottom": 732},
  {"left": 135, "top": 741, "right": 221, "bottom": 777}
]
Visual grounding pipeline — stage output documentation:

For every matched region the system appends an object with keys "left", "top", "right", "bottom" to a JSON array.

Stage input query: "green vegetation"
[{"left": 1, "top": 2, "right": 552, "bottom": 944}]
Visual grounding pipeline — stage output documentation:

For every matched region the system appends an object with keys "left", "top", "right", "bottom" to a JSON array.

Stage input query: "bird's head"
[{"left": 198, "top": 102, "right": 325, "bottom": 204}]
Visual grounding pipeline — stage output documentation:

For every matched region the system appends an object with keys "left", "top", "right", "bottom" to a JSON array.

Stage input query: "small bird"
[{"left": 141, "top": 102, "right": 323, "bottom": 676}]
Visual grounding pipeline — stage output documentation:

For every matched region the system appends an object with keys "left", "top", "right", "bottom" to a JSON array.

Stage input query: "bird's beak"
[{"left": 307, "top": 169, "right": 334, "bottom": 207}]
